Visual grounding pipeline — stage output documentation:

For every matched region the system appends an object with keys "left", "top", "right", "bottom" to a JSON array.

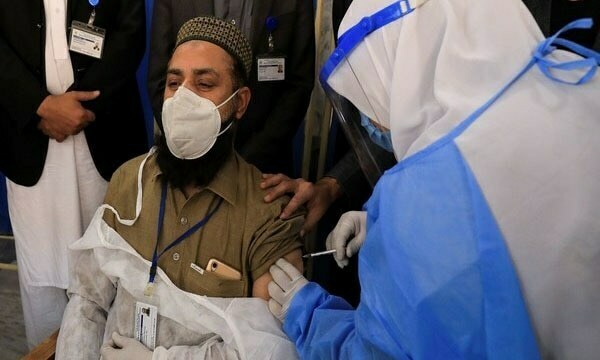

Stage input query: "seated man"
[{"left": 56, "top": 17, "right": 303, "bottom": 359}]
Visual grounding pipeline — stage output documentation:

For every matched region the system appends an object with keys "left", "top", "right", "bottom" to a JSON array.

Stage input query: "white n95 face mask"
[{"left": 162, "top": 86, "right": 238, "bottom": 159}]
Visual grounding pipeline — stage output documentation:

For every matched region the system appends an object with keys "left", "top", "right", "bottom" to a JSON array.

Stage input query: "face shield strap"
[{"left": 319, "top": 0, "right": 429, "bottom": 86}]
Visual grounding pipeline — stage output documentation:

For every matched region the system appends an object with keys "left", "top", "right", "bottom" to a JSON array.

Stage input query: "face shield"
[
  {"left": 321, "top": 84, "right": 387, "bottom": 187},
  {"left": 321, "top": 0, "right": 551, "bottom": 168},
  {"left": 319, "top": 0, "right": 429, "bottom": 185}
]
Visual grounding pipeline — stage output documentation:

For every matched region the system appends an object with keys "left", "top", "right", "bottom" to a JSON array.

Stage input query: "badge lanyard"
[
  {"left": 257, "top": 16, "right": 286, "bottom": 82},
  {"left": 266, "top": 16, "right": 278, "bottom": 53},
  {"left": 144, "top": 181, "right": 224, "bottom": 296}
]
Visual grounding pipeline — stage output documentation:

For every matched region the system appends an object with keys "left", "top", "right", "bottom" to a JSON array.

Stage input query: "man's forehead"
[
  {"left": 168, "top": 40, "right": 234, "bottom": 73},
  {"left": 174, "top": 40, "right": 233, "bottom": 61}
]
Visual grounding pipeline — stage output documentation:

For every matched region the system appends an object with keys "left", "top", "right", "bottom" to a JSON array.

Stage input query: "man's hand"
[
  {"left": 268, "top": 258, "right": 309, "bottom": 322},
  {"left": 36, "top": 90, "right": 100, "bottom": 142},
  {"left": 101, "top": 332, "right": 152, "bottom": 360},
  {"left": 261, "top": 174, "right": 343, "bottom": 235},
  {"left": 325, "top": 211, "right": 367, "bottom": 268}
]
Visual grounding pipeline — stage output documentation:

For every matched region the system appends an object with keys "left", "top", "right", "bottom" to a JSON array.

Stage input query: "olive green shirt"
[{"left": 102, "top": 151, "right": 303, "bottom": 297}]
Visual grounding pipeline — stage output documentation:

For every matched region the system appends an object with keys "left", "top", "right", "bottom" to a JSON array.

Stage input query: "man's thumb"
[
  {"left": 111, "top": 332, "right": 126, "bottom": 348},
  {"left": 72, "top": 90, "right": 100, "bottom": 101}
]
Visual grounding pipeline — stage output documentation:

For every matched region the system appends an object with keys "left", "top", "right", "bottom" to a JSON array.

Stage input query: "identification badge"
[
  {"left": 69, "top": 20, "right": 106, "bottom": 59},
  {"left": 257, "top": 56, "right": 285, "bottom": 82},
  {"left": 134, "top": 301, "right": 158, "bottom": 350}
]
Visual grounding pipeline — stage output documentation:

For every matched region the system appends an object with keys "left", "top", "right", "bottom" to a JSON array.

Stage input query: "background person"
[
  {"left": 261, "top": 126, "right": 396, "bottom": 305},
  {"left": 148, "top": 0, "right": 315, "bottom": 176},
  {"left": 0, "top": 0, "right": 147, "bottom": 348},
  {"left": 524, "top": 0, "right": 600, "bottom": 49}
]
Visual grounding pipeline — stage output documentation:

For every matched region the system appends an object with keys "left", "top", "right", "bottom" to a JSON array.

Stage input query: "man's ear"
[{"left": 234, "top": 86, "right": 251, "bottom": 119}]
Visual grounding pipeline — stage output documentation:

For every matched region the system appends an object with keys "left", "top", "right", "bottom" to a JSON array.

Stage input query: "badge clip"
[
  {"left": 144, "top": 282, "right": 155, "bottom": 297},
  {"left": 265, "top": 16, "right": 279, "bottom": 53},
  {"left": 87, "top": 0, "right": 99, "bottom": 26},
  {"left": 87, "top": 8, "right": 96, "bottom": 26}
]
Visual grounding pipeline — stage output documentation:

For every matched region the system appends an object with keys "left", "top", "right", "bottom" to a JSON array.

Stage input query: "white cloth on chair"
[{"left": 56, "top": 206, "right": 298, "bottom": 359}]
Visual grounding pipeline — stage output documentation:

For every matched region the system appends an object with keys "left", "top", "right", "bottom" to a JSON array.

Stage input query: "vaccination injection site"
[{"left": 1, "top": 0, "right": 600, "bottom": 359}]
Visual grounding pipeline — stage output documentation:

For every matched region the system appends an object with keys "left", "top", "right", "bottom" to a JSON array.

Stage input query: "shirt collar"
[{"left": 150, "top": 151, "right": 239, "bottom": 206}]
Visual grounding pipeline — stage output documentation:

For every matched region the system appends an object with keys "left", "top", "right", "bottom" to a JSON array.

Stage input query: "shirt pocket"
[{"left": 182, "top": 265, "right": 247, "bottom": 297}]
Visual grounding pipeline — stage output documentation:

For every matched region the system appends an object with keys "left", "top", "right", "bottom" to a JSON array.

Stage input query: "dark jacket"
[
  {"left": 0, "top": 0, "right": 148, "bottom": 186},
  {"left": 523, "top": 0, "right": 600, "bottom": 49},
  {"left": 147, "top": 0, "right": 315, "bottom": 175}
]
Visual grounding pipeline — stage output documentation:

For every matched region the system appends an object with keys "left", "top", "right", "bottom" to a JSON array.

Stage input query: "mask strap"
[
  {"left": 216, "top": 88, "right": 241, "bottom": 109},
  {"left": 214, "top": 89, "right": 239, "bottom": 137},
  {"left": 216, "top": 120, "right": 234, "bottom": 136}
]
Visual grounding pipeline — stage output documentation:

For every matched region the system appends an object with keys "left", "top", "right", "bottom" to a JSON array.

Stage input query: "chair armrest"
[{"left": 23, "top": 329, "right": 59, "bottom": 360}]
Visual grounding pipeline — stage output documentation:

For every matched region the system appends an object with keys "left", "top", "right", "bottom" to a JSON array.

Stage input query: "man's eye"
[
  {"left": 167, "top": 81, "right": 180, "bottom": 89},
  {"left": 198, "top": 82, "right": 214, "bottom": 89}
]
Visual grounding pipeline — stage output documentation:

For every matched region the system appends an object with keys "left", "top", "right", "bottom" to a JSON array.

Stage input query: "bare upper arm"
[{"left": 252, "top": 249, "right": 303, "bottom": 301}]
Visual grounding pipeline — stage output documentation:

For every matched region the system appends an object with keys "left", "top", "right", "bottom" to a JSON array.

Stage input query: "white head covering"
[{"left": 326, "top": 0, "right": 544, "bottom": 160}]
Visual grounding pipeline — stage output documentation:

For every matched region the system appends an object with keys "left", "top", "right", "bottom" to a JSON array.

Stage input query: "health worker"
[{"left": 267, "top": 0, "right": 600, "bottom": 358}]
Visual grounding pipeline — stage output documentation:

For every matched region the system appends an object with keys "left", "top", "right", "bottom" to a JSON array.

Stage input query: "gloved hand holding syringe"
[{"left": 301, "top": 210, "right": 367, "bottom": 266}]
